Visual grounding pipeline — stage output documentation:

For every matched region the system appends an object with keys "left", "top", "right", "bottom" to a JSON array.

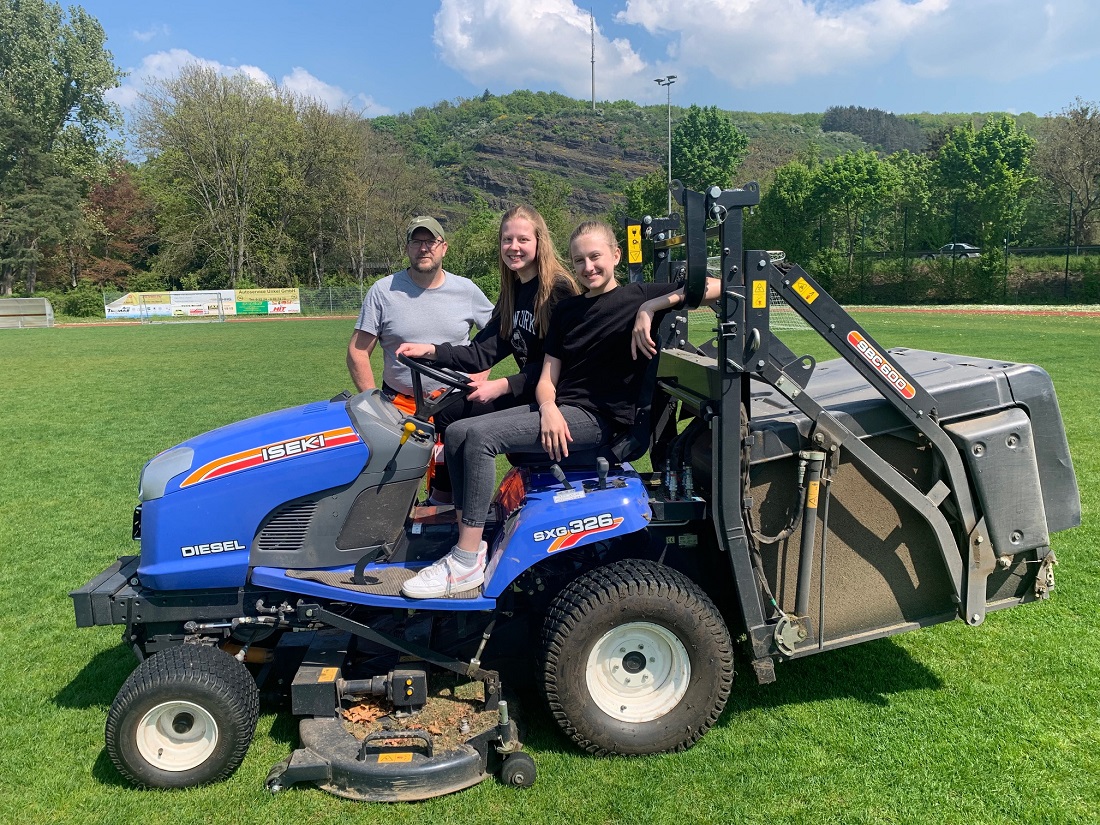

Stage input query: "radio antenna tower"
[{"left": 590, "top": 9, "right": 596, "bottom": 110}]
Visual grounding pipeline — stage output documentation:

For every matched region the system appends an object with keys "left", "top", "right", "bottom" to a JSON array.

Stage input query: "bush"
[
  {"left": 808, "top": 248, "right": 850, "bottom": 298},
  {"left": 1079, "top": 269, "right": 1100, "bottom": 303},
  {"left": 320, "top": 272, "right": 361, "bottom": 289},
  {"left": 32, "top": 289, "right": 64, "bottom": 308},
  {"left": 970, "top": 252, "right": 1008, "bottom": 303},
  {"left": 61, "top": 283, "right": 106, "bottom": 317},
  {"left": 473, "top": 273, "right": 500, "bottom": 304}
]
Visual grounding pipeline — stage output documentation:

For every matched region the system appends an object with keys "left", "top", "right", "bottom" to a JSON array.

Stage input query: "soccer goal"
[
  {"left": 706, "top": 252, "right": 811, "bottom": 332},
  {"left": 139, "top": 291, "right": 229, "bottom": 324}
]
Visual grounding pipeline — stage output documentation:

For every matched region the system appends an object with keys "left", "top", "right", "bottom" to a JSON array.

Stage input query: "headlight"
[{"left": 139, "top": 447, "right": 195, "bottom": 501}]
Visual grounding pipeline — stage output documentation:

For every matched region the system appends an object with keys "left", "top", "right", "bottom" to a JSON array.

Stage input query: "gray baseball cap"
[{"left": 406, "top": 215, "right": 446, "bottom": 242}]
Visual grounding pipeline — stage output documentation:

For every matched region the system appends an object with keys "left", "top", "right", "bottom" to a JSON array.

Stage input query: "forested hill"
[{"left": 368, "top": 91, "right": 1026, "bottom": 218}]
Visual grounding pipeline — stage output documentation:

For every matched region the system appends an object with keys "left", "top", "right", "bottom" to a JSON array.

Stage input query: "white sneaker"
[{"left": 402, "top": 542, "right": 487, "bottom": 599}]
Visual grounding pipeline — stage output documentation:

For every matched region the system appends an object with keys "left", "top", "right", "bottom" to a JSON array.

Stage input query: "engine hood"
[{"left": 141, "top": 398, "right": 367, "bottom": 502}]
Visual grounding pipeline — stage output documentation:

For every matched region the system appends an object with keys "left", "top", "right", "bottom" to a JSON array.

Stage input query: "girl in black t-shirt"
[{"left": 402, "top": 220, "right": 721, "bottom": 599}]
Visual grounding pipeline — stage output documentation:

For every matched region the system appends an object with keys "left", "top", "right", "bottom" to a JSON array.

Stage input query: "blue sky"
[{"left": 86, "top": 0, "right": 1098, "bottom": 120}]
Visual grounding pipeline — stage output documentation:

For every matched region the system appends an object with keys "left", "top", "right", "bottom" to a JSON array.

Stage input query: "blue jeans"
[{"left": 444, "top": 404, "right": 611, "bottom": 528}]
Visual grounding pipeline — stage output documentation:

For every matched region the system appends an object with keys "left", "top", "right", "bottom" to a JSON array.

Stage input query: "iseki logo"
[{"left": 261, "top": 434, "right": 327, "bottom": 461}]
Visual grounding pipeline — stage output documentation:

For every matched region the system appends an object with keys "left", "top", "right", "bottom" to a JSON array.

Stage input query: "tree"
[
  {"left": 623, "top": 169, "right": 670, "bottom": 222},
  {"left": 671, "top": 105, "right": 748, "bottom": 192},
  {"left": 821, "top": 105, "right": 925, "bottom": 154},
  {"left": 136, "top": 66, "right": 289, "bottom": 286},
  {"left": 750, "top": 159, "right": 817, "bottom": 264},
  {"left": 291, "top": 101, "right": 359, "bottom": 286},
  {"left": 883, "top": 150, "right": 936, "bottom": 301},
  {"left": 529, "top": 171, "right": 572, "bottom": 250},
  {"left": 343, "top": 123, "right": 440, "bottom": 281},
  {"left": 812, "top": 150, "right": 902, "bottom": 291},
  {"left": 0, "top": 0, "right": 121, "bottom": 293},
  {"left": 885, "top": 150, "right": 935, "bottom": 249},
  {"left": 0, "top": 0, "right": 121, "bottom": 175},
  {"left": 445, "top": 195, "right": 501, "bottom": 284},
  {"left": 76, "top": 163, "right": 157, "bottom": 288},
  {"left": 935, "top": 116, "right": 1035, "bottom": 247},
  {"left": 0, "top": 168, "right": 81, "bottom": 294},
  {"left": 1032, "top": 98, "right": 1100, "bottom": 244}
]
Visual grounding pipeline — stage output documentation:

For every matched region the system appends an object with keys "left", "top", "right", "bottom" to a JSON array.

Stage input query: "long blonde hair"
[{"left": 497, "top": 205, "right": 578, "bottom": 339}]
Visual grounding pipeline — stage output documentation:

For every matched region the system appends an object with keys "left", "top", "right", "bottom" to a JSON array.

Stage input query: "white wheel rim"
[
  {"left": 135, "top": 701, "right": 219, "bottom": 771},
  {"left": 585, "top": 621, "right": 690, "bottom": 723}
]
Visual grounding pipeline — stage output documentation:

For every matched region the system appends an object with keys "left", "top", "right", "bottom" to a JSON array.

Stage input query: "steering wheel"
[{"left": 396, "top": 353, "right": 473, "bottom": 420}]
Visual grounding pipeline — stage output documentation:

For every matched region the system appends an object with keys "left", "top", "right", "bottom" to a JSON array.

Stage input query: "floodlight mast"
[{"left": 654, "top": 75, "right": 677, "bottom": 214}]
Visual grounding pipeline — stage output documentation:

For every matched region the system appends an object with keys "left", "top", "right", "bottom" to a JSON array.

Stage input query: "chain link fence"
[{"left": 298, "top": 286, "right": 369, "bottom": 316}]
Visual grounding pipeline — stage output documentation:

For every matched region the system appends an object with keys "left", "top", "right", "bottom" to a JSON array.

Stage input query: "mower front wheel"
[
  {"left": 541, "top": 559, "right": 733, "bottom": 756},
  {"left": 500, "top": 751, "right": 536, "bottom": 787},
  {"left": 105, "top": 644, "right": 259, "bottom": 789}
]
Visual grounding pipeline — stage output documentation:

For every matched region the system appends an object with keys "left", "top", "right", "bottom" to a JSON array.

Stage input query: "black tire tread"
[
  {"left": 540, "top": 558, "right": 733, "bottom": 756},
  {"left": 105, "top": 644, "right": 259, "bottom": 788}
]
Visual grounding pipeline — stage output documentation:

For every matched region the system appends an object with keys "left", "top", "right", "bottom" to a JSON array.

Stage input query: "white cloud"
[
  {"left": 280, "top": 66, "right": 388, "bottom": 115},
  {"left": 106, "top": 49, "right": 272, "bottom": 107},
  {"left": 615, "top": 0, "right": 1100, "bottom": 96},
  {"left": 106, "top": 50, "right": 387, "bottom": 114},
  {"left": 903, "top": 0, "right": 1100, "bottom": 82},
  {"left": 434, "top": 0, "right": 649, "bottom": 101},
  {"left": 617, "top": 0, "right": 950, "bottom": 87},
  {"left": 132, "top": 24, "right": 169, "bottom": 43}
]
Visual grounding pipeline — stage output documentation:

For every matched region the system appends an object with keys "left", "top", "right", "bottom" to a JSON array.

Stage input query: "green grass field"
[{"left": 1, "top": 312, "right": 1097, "bottom": 825}]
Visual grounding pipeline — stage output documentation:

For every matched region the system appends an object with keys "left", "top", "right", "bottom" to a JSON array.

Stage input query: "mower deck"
[{"left": 264, "top": 629, "right": 527, "bottom": 801}]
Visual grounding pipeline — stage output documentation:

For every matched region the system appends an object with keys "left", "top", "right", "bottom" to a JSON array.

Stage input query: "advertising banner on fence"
[
  {"left": 234, "top": 288, "right": 301, "bottom": 315},
  {"left": 105, "top": 289, "right": 300, "bottom": 320}
]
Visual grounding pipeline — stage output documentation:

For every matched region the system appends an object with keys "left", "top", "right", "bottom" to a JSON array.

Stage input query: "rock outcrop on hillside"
[{"left": 447, "top": 115, "right": 663, "bottom": 216}]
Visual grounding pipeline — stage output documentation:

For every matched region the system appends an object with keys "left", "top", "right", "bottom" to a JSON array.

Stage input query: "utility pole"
[
  {"left": 654, "top": 74, "right": 677, "bottom": 214},
  {"left": 590, "top": 10, "right": 596, "bottom": 111}
]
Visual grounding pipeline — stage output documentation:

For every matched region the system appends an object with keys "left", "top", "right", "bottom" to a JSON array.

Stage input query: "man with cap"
[{"left": 347, "top": 215, "right": 495, "bottom": 413}]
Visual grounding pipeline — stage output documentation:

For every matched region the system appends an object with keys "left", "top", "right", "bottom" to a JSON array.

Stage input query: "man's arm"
[
  {"left": 432, "top": 310, "right": 505, "bottom": 372},
  {"left": 471, "top": 286, "right": 495, "bottom": 331},
  {"left": 347, "top": 329, "right": 379, "bottom": 392}
]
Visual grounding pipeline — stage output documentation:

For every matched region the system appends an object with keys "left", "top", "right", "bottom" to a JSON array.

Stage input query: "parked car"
[{"left": 922, "top": 243, "right": 981, "bottom": 260}]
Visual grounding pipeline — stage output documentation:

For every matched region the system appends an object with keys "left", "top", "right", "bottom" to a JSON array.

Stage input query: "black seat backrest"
[{"left": 605, "top": 341, "right": 663, "bottom": 463}]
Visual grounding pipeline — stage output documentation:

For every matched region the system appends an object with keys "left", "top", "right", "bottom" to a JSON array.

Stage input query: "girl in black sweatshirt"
[{"left": 398, "top": 204, "right": 577, "bottom": 415}]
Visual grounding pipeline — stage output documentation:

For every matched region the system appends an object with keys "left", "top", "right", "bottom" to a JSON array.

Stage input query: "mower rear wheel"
[
  {"left": 541, "top": 559, "right": 733, "bottom": 756},
  {"left": 105, "top": 644, "right": 259, "bottom": 788}
]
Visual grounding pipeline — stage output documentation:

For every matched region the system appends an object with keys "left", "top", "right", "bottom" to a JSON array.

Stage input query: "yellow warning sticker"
[
  {"left": 792, "top": 277, "right": 819, "bottom": 304},
  {"left": 627, "top": 225, "right": 642, "bottom": 264},
  {"left": 752, "top": 280, "right": 767, "bottom": 309},
  {"left": 378, "top": 753, "right": 414, "bottom": 764},
  {"left": 807, "top": 480, "right": 820, "bottom": 509},
  {"left": 318, "top": 667, "right": 339, "bottom": 682}
]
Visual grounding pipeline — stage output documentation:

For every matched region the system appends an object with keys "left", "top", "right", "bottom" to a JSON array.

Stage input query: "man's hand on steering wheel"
[{"left": 396, "top": 352, "right": 473, "bottom": 420}]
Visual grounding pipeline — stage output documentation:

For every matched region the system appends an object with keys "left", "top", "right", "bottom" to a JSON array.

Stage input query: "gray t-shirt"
[{"left": 355, "top": 269, "right": 494, "bottom": 395}]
